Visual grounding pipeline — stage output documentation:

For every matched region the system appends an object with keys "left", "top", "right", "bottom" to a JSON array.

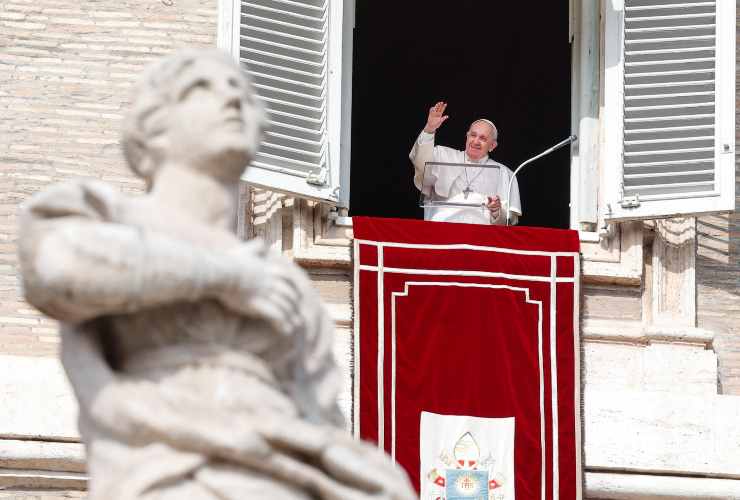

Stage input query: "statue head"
[{"left": 122, "top": 49, "right": 266, "bottom": 188}]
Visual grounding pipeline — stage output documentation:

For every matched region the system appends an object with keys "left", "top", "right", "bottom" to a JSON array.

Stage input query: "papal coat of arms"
[{"left": 425, "top": 431, "right": 507, "bottom": 500}]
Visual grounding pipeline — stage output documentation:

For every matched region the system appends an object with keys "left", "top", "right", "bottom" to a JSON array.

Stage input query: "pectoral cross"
[{"left": 462, "top": 166, "right": 476, "bottom": 200}]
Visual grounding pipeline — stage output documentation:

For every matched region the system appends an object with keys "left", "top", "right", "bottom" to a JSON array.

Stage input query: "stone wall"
[
  {"left": 0, "top": 0, "right": 218, "bottom": 358},
  {"left": 697, "top": 210, "right": 740, "bottom": 395},
  {"left": 694, "top": 4, "right": 740, "bottom": 396},
  {"left": 0, "top": 492, "right": 84, "bottom": 500}
]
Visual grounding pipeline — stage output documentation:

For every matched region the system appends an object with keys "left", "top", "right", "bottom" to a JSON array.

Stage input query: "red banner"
[{"left": 353, "top": 217, "right": 581, "bottom": 500}]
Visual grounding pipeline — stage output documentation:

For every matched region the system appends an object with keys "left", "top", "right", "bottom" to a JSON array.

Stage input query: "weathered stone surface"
[
  {"left": 0, "top": 0, "right": 218, "bottom": 358},
  {"left": 585, "top": 389, "right": 740, "bottom": 477},
  {"left": 0, "top": 490, "right": 86, "bottom": 499},
  {"left": 586, "top": 471, "right": 740, "bottom": 500},
  {"left": 0, "top": 356, "right": 77, "bottom": 440},
  {"left": 584, "top": 341, "right": 717, "bottom": 395},
  {"left": 0, "top": 440, "right": 84, "bottom": 473}
]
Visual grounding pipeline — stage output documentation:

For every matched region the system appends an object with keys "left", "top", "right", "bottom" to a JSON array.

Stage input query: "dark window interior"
[{"left": 348, "top": 2, "right": 572, "bottom": 229}]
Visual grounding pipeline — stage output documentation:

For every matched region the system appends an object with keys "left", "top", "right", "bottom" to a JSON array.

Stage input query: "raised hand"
[{"left": 424, "top": 101, "right": 449, "bottom": 133}]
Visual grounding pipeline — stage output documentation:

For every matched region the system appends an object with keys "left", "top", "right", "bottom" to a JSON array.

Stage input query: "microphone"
[{"left": 505, "top": 135, "right": 578, "bottom": 226}]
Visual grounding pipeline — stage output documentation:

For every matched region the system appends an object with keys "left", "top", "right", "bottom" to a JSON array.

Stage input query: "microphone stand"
[{"left": 505, "top": 135, "right": 578, "bottom": 226}]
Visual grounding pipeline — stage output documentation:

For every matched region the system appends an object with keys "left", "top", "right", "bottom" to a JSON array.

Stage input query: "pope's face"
[
  {"left": 465, "top": 121, "right": 497, "bottom": 161},
  {"left": 157, "top": 58, "right": 262, "bottom": 180}
]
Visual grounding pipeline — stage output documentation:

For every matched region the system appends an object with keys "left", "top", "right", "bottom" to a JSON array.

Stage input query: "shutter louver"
[
  {"left": 621, "top": 0, "right": 717, "bottom": 202},
  {"left": 239, "top": 0, "right": 330, "bottom": 185}
]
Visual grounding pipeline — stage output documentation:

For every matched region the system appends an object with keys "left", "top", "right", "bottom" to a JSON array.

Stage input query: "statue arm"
[
  {"left": 19, "top": 213, "right": 243, "bottom": 324},
  {"left": 18, "top": 182, "right": 301, "bottom": 329}
]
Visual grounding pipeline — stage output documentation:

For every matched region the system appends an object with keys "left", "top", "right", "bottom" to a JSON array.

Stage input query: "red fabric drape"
[{"left": 353, "top": 217, "right": 581, "bottom": 500}]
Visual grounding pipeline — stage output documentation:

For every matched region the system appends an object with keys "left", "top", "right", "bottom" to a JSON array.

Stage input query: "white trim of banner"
[
  {"left": 391, "top": 281, "right": 546, "bottom": 500},
  {"left": 377, "top": 245, "right": 385, "bottom": 449},
  {"left": 538, "top": 285, "right": 547, "bottom": 500},
  {"left": 550, "top": 256, "right": 559, "bottom": 500},
  {"left": 390, "top": 284, "right": 398, "bottom": 460},
  {"left": 352, "top": 238, "right": 361, "bottom": 437},
  {"left": 355, "top": 238, "right": 580, "bottom": 258},
  {"left": 358, "top": 265, "right": 575, "bottom": 283}
]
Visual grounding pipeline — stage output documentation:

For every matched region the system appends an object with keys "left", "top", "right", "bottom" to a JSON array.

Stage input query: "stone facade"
[
  {"left": 0, "top": 493, "right": 84, "bottom": 500},
  {"left": 1, "top": 0, "right": 739, "bottom": 498},
  {"left": 698, "top": 210, "right": 739, "bottom": 395},
  {"left": 0, "top": 0, "right": 217, "bottom": 358},
  {"left": 693, "top": 6, "right": 740, "bottom": 396}
]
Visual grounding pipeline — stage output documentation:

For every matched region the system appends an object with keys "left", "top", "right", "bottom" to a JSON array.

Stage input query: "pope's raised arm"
[
  {"left": 409, "top": 101, "right": 450, "bottom": 194},
  {"left": 424, "top": 101, "right": 449, "bottom": 134}
]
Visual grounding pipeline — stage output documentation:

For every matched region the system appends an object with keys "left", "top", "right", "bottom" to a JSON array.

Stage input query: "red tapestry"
[{"left": 352, "top": 217, "right": 581, "bottom": 500}]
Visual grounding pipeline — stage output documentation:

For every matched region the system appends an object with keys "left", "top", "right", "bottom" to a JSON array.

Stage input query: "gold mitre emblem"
[{"left": 453, "top": 431, "right": 480, "bottom": 468}]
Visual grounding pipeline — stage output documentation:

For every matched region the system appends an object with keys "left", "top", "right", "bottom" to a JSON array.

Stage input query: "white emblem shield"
[{"left": 420, "top": 411, "right": 515, "bottom": 500}]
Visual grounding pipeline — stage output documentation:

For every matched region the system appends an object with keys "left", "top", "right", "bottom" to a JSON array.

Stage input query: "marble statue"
[{"left": 18, "top": 49, "right": 415, "bottom": 500}]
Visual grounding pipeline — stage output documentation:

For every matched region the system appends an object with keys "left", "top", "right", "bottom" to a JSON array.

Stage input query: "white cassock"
[{"left": 409, "top": 130, "right": 522, "bottom": 225}]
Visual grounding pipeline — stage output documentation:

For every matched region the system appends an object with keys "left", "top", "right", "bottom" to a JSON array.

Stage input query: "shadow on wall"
[{"left": 695, "top": 158, "right": 740, "bottom": 394}]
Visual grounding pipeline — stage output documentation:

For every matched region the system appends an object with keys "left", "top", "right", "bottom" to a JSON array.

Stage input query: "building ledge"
[{"left": 586, "top": 471, "right": 740, "bottom": 499}]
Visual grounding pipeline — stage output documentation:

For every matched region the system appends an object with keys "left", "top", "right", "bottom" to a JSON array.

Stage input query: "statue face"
[{"left": 156, "top": 57, "right": 262, "bottom": 181}]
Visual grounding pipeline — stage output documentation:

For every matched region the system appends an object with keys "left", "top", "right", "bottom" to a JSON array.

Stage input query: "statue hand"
[
  {"left": 253, "top": 418, "right": 417, "bottom": 499},
  {"left": 424, "top": 101, "right": 449, "bottom": 134},
  {"left": 220, "top": 242, "right": 304, "bottom": 335},
  {"left": 321, "top": 434, "right": 417, "bottom": 499}
]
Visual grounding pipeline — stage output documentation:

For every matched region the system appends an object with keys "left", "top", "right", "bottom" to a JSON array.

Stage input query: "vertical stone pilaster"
[{"left": 651, "top": 217, "right": 696, "bottom": 328}]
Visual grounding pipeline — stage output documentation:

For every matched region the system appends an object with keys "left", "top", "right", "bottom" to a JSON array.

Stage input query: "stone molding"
[
  {"left": 582, "top": 318, "right": 714, "bottom": 347},
  {"left": 586, "top": 471, "right": 740, "bottom": 499}
]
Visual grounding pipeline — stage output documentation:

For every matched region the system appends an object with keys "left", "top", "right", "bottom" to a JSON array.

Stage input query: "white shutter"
[
  {"left": 603, "top": 0, "right": 734, "bottom": 221},
  {"left": 236, "top": 0, "right": 348, "bottom": 203}
]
